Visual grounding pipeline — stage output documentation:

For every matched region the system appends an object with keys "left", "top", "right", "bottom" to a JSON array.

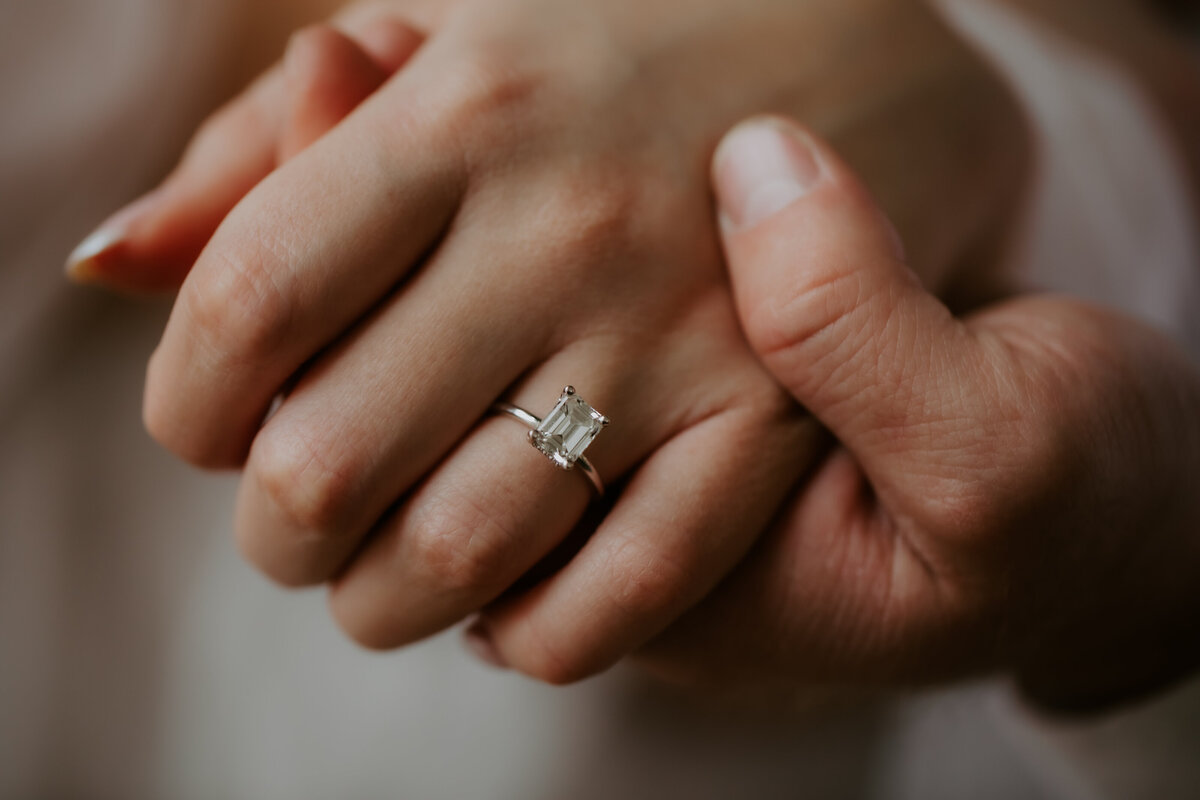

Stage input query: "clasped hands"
[{"left": 69, "top": 0, "right": 1200, "bottom": 711}]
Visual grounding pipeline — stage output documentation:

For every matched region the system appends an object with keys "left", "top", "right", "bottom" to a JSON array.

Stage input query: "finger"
[
  {"left": 65, "top": 68, "right": 285, "bottom": 292},
  {"left": 324, "top": 416, "right": 590, "bottom": 647},
  {"left": 143, "top": 52, "right": 469, "bottom": 468},
  {"left": 229, "top": 221, "right": 552, "bottom": 587},
  {"left": 471, "top": 403, "right": 822, "bottom": 684},
  {"left": 712, "top": 116, "right": 987, "bottom": 500},
  {"left": 321, "top": 324, "right": 730, "bottom": 644},
  {"left": 279, "top": 22, "right": 422, "bottom": 161},
  {"left": 637, "top": 446, "right": 982, "bottom": 686},
  {"left": 66, "top": 18, "right": 423, "bottom": 293},
  {"left": 337, "top": 12, "right": 428, "bottom": 73}
]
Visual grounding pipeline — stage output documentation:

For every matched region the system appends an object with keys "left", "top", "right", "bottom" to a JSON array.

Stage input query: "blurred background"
[{"left": 1, "top": 1, "right": 1198, "bottom": 798}]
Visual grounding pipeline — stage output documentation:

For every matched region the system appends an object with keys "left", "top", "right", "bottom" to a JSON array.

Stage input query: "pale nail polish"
[
  {"left": 64, "top": 189, "right": 163, "bottom": 281},
  {"left": 714, "top": 118, "right": 823, "bottom": 231},
  {"left": 65, "top": 227, "right": 124, "bottom": 281}
]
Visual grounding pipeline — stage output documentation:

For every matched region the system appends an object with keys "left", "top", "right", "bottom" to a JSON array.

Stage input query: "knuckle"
[
  {"left": 430, "top": 47, "right": 545, "bottom": 151},
  {"left": 603, "top": 538, "right": 687, "bottom": 621},
  {"left": 406, "top": 489, "right": 515, "bottom": 593},
  {"left": 521, "top": 170, "right": 644, "bottom": 288},
  {"left": 556, "top": 176, "right": 639, "bottom": 253},
  {"left": 250, "top": 422, "right": 361, "bottom": 538},
  {"left": 184, "top": 242, "right": 293, "bottom": 370}
]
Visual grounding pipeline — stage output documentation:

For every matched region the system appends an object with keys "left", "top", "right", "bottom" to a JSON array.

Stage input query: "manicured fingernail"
[
  {"left": 714, "top": 117, "right": 823, "bottom": 232},
  {"left": 464, "top": 622, "right": 508, "bottom": 670},
  {"left": 65, "top": 189, "right": 163, "bottom": 282}
]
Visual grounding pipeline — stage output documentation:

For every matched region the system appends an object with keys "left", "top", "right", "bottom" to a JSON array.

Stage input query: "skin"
[
  {"left": 638, "top": 118, "right": 1200, "bottom": 713},
  {"left": 66, "top": 0, "right": 1031, "bottom": 686}
]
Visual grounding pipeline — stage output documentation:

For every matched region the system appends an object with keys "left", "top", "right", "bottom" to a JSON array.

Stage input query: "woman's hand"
[
  {"left": 68, "top": 0, "right": 1028, "bottom": 684},
  {"left": 633, "top": 117, "right": 1200, "bottom": 712}
]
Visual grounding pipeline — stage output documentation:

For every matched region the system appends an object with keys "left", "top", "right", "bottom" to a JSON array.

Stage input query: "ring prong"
[
  {"left": 600, "top": 416, "right": 611, "bottom": 426},
  {"left": 563, "top": 385, "right": 576, "bottom": 396}
]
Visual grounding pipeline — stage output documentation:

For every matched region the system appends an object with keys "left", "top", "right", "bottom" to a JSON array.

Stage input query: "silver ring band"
[{"left": 491, "top": 393, "right": 606, "bottom": 497}]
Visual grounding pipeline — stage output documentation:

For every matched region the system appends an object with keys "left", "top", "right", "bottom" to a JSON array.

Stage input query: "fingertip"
[
  {"left": 65, "top": 227, "right": 125, "bottom": 284},
  {"left": 64, "top": 188, "right": 174, "bottom": 291},
  {"left": 714, "top": 117, "right": 909, "bottom": 278},
  {"left": 713, "top": 116, "right": 826, "bottom": 233}
]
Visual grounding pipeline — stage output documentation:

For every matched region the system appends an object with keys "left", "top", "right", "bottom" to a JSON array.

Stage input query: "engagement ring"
[{"left": 491, "top": 386, "right": 609, "bottom": 496}]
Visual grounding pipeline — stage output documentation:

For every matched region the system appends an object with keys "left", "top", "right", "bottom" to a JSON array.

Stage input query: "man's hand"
[{"left": 636, "top": 117, "right": 1200, "bottom": 712}]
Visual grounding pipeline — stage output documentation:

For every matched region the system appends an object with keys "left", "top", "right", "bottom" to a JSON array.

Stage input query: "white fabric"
[
  {"left": 940, "top": 0, "right": 1200, "bottom": 360},
  {"left": 1, "top": 2, "right": 1197, "bottom": 798}
]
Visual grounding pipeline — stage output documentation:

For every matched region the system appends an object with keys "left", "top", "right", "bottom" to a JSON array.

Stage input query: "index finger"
[{"left": 143, "top": 40, "right": 470, "bottom": 467}]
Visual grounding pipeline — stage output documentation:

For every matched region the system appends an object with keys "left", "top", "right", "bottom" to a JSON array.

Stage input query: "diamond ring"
[{"left": 491, "top": 386, "right": 609, "bottom": 496}]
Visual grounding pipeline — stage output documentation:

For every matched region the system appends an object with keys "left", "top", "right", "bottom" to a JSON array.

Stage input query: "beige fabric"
[{"left": 1, "top": 1, "right": 1197, "bottom": 798}]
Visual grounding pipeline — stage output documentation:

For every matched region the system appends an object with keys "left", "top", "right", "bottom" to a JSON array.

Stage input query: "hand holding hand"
[
  {"left": 67, "top": 0, "right": 1033, "bottom": 687},
  {"left": 638, "top": 117, "right": 1200, "bottom": 712}
]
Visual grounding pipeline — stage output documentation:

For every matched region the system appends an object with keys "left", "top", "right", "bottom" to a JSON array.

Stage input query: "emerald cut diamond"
[{"left": 529, "top": 386, "right": 609, "bottom": 469}]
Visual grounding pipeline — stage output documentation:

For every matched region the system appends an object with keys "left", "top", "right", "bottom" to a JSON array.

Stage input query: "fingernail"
[
  {"left": 464, "top": 621, "right": 508, "bottom": 670},
  {"left": 714, "top": 118, "right": 823, "bottom": 232},
  {"left": 65, "top": 189, "right": 163, "bottom": 282}
]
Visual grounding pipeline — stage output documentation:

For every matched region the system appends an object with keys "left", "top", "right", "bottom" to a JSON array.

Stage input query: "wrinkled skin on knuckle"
[
  {"left": 419, "top": 36, "right": 555, "bottom": 165},
  {"left": 249, "top": 420, "right": 364, "bottom": 542},
  {"left": 516, "top": 168, "right": 718, "bottom": 345},
  {"left": 607, "top": 544, "right": 687, "bottom": 627},
  {"left": 184, "top": 242, "right": 295, "bottom": 380},
  {"left": 404, "top": 487, "right": 517, "bottom": 596},
  {"left": 522, "top": 170, "right": 642, "bottom": 279}
]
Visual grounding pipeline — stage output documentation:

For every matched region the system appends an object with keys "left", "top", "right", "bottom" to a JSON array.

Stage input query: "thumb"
[{"left": 713, "top": 117, "right": 981, "bottom": 482}]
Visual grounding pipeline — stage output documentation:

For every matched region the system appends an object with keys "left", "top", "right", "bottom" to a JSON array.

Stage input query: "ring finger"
[{"left": 325, "top": 334, "right": 687, "bottom": 648}]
